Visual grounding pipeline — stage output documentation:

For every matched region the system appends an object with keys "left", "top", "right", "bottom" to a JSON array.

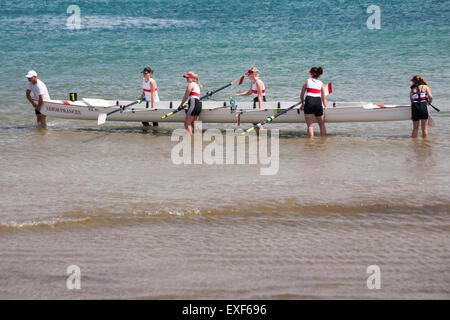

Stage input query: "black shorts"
[
  {"left": 411, "top": 102, "right": 428, "bottom": 121},
  {"left": 304, "top": 96, "right": 323, "bottom": 117},
  {"left": 35, "top": 109, "right": 42, "bottom": 115},
  {"left": 186, "top": 98, "right": 202, "bottom": 116},
  {"left": 253, "top": 96, "right": 267, "bottom": 105},
  {"left": 253, "top": 96, "right": 267, "bottom": 102}
]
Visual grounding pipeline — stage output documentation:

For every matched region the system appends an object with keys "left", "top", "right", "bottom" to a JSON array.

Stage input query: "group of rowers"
[
  {"left": 25, "top": 67, "right": 433, "bottom": 138},
  {"left": 138, "top": 66, "right": 329, "bottom": 136}
]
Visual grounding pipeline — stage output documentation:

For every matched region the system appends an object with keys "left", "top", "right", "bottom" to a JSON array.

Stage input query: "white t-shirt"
[
  {"left": 27, "top": 79, "right": 50, "bottom": 101},
  {"left": 142, "top": 78, "right": 160, "bottom": 102}
]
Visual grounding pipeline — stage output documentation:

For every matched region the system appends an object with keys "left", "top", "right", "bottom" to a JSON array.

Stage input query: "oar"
[
  {"left": 243, "top": 102, "right": 301, "bottom": 134},
  {"left": 160, "top": 75, "right": 245, "bottom": 119},
  {"left": 429, "top": 103, "right": 440, "bottom": 112},
  {"left": 97, "top": 99, "right": 143, "bottom": 125},
  {"left": 242, "top": 82, "right": 332, "bottom": 133}
]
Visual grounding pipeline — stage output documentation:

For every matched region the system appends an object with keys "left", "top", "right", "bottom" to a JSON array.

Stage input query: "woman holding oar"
[
  {"left": 140, "top": 67, "right": 159, "bottom": 108},
  {"left": 233, "top": 67, "right": 266, "bottom": 129},
  {"left": 300, "top": 66, "right": 328, "bottom": 138},
  {"left": 139, "top": 66, "right": 160, "bottom": 127},
  {"left": 410, "top": 75, "right": 433, "bottom": 138},
  {"left": 179, "top": 72, "right": 202, "bottom": 134},
  {"left": 233, "top": 67, "right": 266, "bottom": 109}
]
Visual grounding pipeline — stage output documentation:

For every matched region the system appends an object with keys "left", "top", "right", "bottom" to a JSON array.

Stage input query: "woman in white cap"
[
  {"left": 233, "top": 67, "right": 266, "bottom": 109},
  {"left": 179, "top": 72, "right": 202, "bottom": 134},
  {"left": 25, "top": 70, "right": 50, "bottom": 128}
]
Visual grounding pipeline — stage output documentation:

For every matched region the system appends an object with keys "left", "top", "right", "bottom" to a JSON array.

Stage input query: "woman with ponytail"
[
  {"left": 179, "top": 72, "right": 203, "bottom": 134},
  {"left": 300, "top": 66, "right": 328, "bottom": 138},
  {"left": 410, "top": 75, "right": 433, "bottom": 138}
]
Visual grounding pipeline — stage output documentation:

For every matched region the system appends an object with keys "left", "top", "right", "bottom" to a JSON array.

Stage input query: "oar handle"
[
  {"left": 161, "top": 82, "right": 234, "bottom": 119},
  {"left": 161, "top": 104, "right": 188, "bottom": 119},
  {"left": 429, "top": 103, "right": 440, "bottom": 112},
  {"left": 244, "top": 102, "right": 301, "bottom": 134},
  {"left": 107, "top": 99, "right": 142, "bottom": 116},
  {"left": 200, "top": 83, "right": 231, "bottom": 100}
]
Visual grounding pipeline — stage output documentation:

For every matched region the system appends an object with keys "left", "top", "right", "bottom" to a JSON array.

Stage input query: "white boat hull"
[{"left": 42, "top": 99, "right": 412, "bottom": 124}]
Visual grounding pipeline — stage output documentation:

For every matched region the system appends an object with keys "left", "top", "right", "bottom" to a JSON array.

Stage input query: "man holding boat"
[{"left": 25, "top": 70, "right": 50, "bottom": 128}]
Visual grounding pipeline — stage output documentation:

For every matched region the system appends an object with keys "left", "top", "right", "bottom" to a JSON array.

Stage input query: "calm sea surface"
[{"left": 0, "top": 0, "right": 449, "bottom": 299}]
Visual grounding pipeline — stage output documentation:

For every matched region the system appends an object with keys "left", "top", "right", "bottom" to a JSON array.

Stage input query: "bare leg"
[
  {"left": 421, "top": 119, "right": 428, "bottom": 138},
  {"left": 37, "top": 114, "right": 47, "bottom": 129},
  {"left": 252, "top": 123, "right": 264, "bottom": 131},
  {"left": 412, "top": 121, "right": 419, "bottom": 138},
  {"left": 316, "top": 115, "right": 326, "bottom": 136},
  {"left": 193, "top": 116, "right": 200, "bottom": 133},
  {"left": 305, "top": 114, "right": 315, "bottom": 138},
  {"left": 184, "top": 115, "right": 194, "bottom": 135}
]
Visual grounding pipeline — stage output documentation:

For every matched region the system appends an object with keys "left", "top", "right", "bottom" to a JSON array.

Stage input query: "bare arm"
[
  {"left": 256, "top": 81, "right": 264, "bottom": 109},
  {"left": 36, "top": 95, "right": 44, "bottom": 112},
  {"left": 179, "top": 83, "right": 193, "bottom": 108},
  {"left": 299, "top": 81, "right": 307, "bottom": 110},
  {"left": 234, "top": 84, "right": 252, "bottom": 97},
  {"left": 26, "top": 90, "right": 37, "bottom": 107},
  {"left": 426, "top": 86, "right": 433, "bottom": 104},
  {"left": 150, "top": 79, "right": 156, "bottom": 108},
  {"left": 321, "top": 83, "right": 327, "bottom": 108}
]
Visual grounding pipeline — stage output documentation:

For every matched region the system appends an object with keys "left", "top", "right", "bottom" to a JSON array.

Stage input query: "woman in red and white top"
[
  {"left": 233, "top": 67, "right": 266, "bottom": 109},
  {"left": 300, "top": 66, "right": 328, "bottom": 138},
  {"left": 140, "top": 67, "right": 159, "bottom": 108},
  {"left": 179, "top": 72, "right": 202, "bottom": 134}
]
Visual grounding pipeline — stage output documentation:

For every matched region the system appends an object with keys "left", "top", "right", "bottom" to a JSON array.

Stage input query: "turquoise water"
[
  {"left": 1, "top": 0, "right": 449, "bottom": 112},
  {"left": 0, "top": 1, "right": 449, "bottom": 299}
]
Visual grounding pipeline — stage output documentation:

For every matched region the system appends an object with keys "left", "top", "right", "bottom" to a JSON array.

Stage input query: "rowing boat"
[{"left": 42, "top": 98, "right": 412, "bottom": 124}]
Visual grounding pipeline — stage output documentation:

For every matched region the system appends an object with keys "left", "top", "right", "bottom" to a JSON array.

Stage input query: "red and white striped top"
[
  {"left": 142, "top": 78, "right": 160, "bottom": 102},
  {"left": 306, "top": 78, "right": 323, "bottom": 97},
  {"left": 251, "top": 79, "right": 266, "bottom": 99},
  {"left": 189, "top": 82, "right": 201, "bottom": 99}
]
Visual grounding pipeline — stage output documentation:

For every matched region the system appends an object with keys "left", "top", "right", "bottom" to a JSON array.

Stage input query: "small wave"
[
  {"left": 0, "top": 207, "right": 204, "bottom": 232},
  {"left": 82, "top": 16, "right": 198, "bottom": 30},
  {"left": 3, "top": 15, "right": 200, "bottom": 32},
  {"left": 0, "top": 216, "right": 92, "bottom": 231},
  {"left": 1, "top": 200, "right": 448, "bottom": 233}
]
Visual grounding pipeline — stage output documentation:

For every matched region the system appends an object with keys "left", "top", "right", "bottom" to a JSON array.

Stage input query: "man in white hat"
[{"left": 25, "top": 70, "right": 50, "bottom": 128}]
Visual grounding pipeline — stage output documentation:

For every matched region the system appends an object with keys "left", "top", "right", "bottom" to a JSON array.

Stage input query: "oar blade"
[
  {"left": 97, "top": 113, "right": 107, "bottom": 125},
  {"left": 326, "top": 82, "right": 332, "bottom": 96},
  {"left": 231, "top": 75, "right": 245, "bottom": 89}
]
